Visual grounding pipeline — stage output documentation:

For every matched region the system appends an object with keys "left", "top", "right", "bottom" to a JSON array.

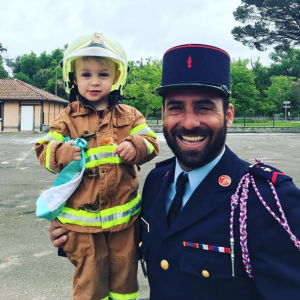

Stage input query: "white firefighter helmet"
[{"left": 62, "top": 31, "right": 128, "bottom": 95}]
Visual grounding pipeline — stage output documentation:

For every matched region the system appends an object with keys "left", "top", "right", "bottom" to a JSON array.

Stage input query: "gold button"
[
  {"left": 160, "top": 260, "right": 169, "bottom": 270},
  {"left": 202, "top": 270, "right": 210, "bottom": 278},
  {"left": 139, "top": 242, "right": 143, "bottom": 248}
]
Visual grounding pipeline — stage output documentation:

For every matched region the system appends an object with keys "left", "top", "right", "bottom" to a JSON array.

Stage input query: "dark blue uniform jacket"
[{"left": 140, "top": 146, "right": 300, "bottom": 300}]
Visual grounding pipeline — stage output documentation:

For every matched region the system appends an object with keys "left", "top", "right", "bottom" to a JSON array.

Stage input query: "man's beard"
[{"left": 163, "top": 121, "right": 227, "bottom": 169}]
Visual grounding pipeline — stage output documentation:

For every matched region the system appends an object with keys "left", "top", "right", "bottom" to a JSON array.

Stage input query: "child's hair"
[{"left": 72, "top": 56, "right": 120, "bottom": 75}]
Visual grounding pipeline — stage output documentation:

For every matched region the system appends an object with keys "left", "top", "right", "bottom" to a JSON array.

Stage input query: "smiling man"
[{"left": 139, "top": 44, "right": 300, "bottom": 300}]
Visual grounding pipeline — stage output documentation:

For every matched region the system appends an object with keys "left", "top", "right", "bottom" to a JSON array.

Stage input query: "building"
[{"left": 0, "top": 79, "right": 69, "bottom": 132}]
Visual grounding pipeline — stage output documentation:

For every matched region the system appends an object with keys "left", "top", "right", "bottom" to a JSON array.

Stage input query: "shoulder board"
[
  {"left": 155, "top": 157, "right": 176, "bottom": 168},
  {"left": 248, "top": 163, "right": 292, "bottom": 185}
]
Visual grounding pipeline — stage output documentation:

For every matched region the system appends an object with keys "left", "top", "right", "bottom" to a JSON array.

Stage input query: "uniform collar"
[{"left": 174, "top": 147, "right": 225, "bottom": 193}]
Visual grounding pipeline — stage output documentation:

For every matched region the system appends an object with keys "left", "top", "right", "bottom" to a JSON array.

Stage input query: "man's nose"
[{"left": 181, "top": 112, "right": 201, "bottom": 130}]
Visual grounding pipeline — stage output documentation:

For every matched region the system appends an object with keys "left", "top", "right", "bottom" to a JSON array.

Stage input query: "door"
[{"left": 21, "top": 106, "right": 34, "bottom": 131}]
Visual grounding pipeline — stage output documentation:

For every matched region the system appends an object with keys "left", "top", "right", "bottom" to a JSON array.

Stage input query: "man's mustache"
[{"left": 171, "top": 126, "right": 213, "bottom": 136}]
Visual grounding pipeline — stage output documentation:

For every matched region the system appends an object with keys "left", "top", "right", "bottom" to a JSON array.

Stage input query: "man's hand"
[
  {"left": 114, "top": 141, "right": 137, "bottom": 163},
  {"left": 48, "top": 220, "right": 69, "bottom": 247}
]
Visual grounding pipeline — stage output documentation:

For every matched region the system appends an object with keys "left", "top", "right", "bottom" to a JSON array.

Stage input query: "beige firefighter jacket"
[{"left": 35, "top": 100, "right": 159, "bottom": 233}]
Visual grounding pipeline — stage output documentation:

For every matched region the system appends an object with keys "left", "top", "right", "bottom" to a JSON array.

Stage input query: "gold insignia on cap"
[{"left": 218, "top": 175, "right": 231, "bottom": 187}]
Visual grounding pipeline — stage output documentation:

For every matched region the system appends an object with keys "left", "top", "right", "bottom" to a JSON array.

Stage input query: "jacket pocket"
[
  {"left": 63, "top": 231, "right": 92, "bottom": 257},
  {"left": 113, "top": 115, "right": 135, "bottom": 127},
  {"left": 180, "top": 247, "right": 232, "bottom": 280}
]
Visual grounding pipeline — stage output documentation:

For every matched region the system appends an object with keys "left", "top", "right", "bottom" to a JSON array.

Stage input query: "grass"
[{"left": 233, "top": 121, "right": 300, "bottom": 127}]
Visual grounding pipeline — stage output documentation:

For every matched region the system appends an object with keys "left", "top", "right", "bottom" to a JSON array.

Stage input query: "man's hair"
[{"left": 72, "top": 56, "right": 119, "bottom": 74}]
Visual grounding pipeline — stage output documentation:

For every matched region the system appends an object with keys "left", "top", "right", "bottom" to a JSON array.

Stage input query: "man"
[{"left": 50, "top": 44, "right": 300, "bottom": 299}]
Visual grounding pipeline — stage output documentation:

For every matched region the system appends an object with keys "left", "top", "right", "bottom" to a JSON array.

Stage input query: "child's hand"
[
  {"left": 114, "top": 141, "right": 137, "bottom": 163},
  {"left": 56, "top": 140, "right": 82, "bottom": 169},
  {"left": 66, "top": 140, "right": 81, "bottom": 161}
]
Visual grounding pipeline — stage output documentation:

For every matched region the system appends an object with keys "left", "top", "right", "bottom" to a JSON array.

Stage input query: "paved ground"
[{"left": 0, "top": 132, "right": 300, "bottom": 300}]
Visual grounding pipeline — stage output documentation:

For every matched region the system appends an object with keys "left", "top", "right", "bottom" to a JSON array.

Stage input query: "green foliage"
[
  {"left": 7, "top": 47, "right": 65, "bottom": 97},
  {"left": 230, "top": 59, "right": 259, "bottom": 115},
  {"left": 14, "top": 72, "right": 31, "bottom": 83},
  {"left": 124, "top": 58, "right": 162, "bottom": 118},
  {"left": 266, "top": 75, "right": 295, "bottom": 114},
  {"left": 269, "top": 47, "right": 300, "bottom": 77},
  {"left": 232, "top": 0, "right": 300, "bottom": 51},
  {"left": 290, "top": 79, "right": 300, "bottom": 112},
  {"left": 32, "top": 68, "right": 53, "bottom": 88},
  {"left": 0, "top": 43, "right": 9, "bottom": 79}
]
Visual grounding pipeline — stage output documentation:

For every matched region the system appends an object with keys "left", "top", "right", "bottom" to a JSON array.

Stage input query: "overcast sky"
[{"left": 0, "top": 0, "right": 273, "bottom": 66}]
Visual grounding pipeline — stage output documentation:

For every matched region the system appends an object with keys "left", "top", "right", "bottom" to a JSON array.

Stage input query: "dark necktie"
[{"left": 167, "top": 172, "right": 188, "bottom": 227}]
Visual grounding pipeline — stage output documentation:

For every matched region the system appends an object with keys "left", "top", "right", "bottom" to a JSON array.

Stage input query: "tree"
[
  {"left": 230, "top": 59, "right": 260, "bottom": 116},
  {"left": 290, "top": 79, "right": 300, "bottom": 115},
  {"left": 0, "top": 42, "right": 9, "bottom": 79},
  {"left": 266, "top": 75, "right": 294, "bottom": 115},
  {"left": 268, "top": 47, "right": 300, "bottom": 77},
  {"left": 14, "top": 72, "right": 31, "bottom": 83},
  {"left": 124, "top": 59, "right": 162, "bottom": 118},
  {"left": 19, "top": 52, "right": 38, "bottom": 79},
  {"left": 232, "top": 0, "right": 300, "bottom": 51},
  {"left": 250, "top": 59, "right": 271, "bottom": 101}
]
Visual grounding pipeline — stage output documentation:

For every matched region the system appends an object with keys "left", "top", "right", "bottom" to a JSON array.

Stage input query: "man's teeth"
[{"left": 181, "top": 135, "right": 205, "bottom": 142}]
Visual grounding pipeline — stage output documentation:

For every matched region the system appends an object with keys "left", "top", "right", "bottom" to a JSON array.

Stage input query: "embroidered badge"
[
  {"left": 187, "top": 55, "right": 192, "bottom": 68},
  {"left": 218, "top": 175, "right": 231, "bottom": 187},
  {"left": 92, "top": 33, "right": 103, "bottom": 45},
  {"left": 183, "top": 241, "right": 231, "bottom": 254}
]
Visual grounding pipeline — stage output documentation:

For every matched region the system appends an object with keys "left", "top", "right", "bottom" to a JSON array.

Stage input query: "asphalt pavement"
[{"left": 0, "top": 131, "right": 299, "bottom": 300}]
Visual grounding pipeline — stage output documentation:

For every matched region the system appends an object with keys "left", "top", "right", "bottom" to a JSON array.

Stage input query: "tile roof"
[{"left": 0, "top": 79, "right": 69, "bottom": 103}]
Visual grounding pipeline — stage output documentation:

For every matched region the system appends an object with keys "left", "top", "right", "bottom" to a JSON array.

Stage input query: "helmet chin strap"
[{"left": 69, "top": 85, "right": 79, "bottom": 102}]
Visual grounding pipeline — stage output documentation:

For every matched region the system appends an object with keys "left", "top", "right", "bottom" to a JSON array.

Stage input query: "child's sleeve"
[
  {"left": 34, "top": 117, "right": 74, "bottom": 174},
  {"left": 122, "top": 108, "right": 159, "bottom": 165}
]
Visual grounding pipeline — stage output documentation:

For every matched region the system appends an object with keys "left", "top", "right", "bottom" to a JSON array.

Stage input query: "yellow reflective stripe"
[
  {"left": 45, "top": 141, "right": 57, "bottom": 173},
  {"left": 85, "top": 145, "right": 123, "bottom": 168},
  {"left": 37, "top": 131, "right": 64, "bottom": 144},
  {"left": 100, "top": 296, "right": 109, "bottom": 300},
  {"left": 86, "top": 157, "right": 123, "bottom": 168},
  {"left": 129, "top": 123, "right": 157, "bottom": 139},
  {"left": 57, "top": 193, "right": 141, "bottom": 229},
  {"left": 109, "top": 291, "right": 139, "bottom": 300},
  {"left": 143, "top": 138, "right": 155, "bottom": 155}
]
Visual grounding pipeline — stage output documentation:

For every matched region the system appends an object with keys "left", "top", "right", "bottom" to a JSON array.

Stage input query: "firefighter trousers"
[{"left": 62, "top": 221, "right": 139, "bottom": 300}]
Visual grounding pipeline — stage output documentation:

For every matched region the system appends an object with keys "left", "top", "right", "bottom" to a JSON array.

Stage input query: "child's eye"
[
  {"left": 81, "top": 72, "right": 91, "bottom": 77},
  {"left": 99, "top": 72, "right": 109, "bottom": 77}
]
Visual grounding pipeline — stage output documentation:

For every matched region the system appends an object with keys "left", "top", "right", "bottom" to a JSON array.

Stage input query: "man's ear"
[
  {"left": 113, "top": 70, "right": 121, "bottom": 84},
  {"left": 161, "top": 105, "right": 165, "bottom": 122},
  {"left": 226, "top": 103, "right": 234, "bottom": 128}
]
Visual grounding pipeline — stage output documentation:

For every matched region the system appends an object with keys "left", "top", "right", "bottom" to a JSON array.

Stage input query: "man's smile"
[{"left": 180, "top": 135, "right": 207, "bottom": 144}]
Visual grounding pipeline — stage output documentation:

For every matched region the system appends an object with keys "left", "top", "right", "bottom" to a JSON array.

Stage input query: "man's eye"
[
  {"left": 197, "top": 106, "right": 212, "bottom": 111},
  {"left": 168, "top": 106, "right": 182, "bottom": 111}
]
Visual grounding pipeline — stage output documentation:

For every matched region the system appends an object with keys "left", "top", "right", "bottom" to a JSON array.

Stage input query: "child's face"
[{"left": 74, "top": 58, "right": 120, "bottom": 109}]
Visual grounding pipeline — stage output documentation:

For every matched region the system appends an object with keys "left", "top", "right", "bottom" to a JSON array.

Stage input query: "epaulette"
[
  {"left": 155, "top": 157, "right": 176, "bottom": 168},
  {"left": 248, "top": 162, "right": 292, "bottom": 185}
]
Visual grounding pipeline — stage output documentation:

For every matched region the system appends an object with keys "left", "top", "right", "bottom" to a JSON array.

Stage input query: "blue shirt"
[{"left": 166, "top": 148, "right": 225, "bottom": 214}]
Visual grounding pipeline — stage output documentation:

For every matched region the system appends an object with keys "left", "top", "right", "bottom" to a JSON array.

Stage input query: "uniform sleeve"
[
  {"left": 34, "top": 113, "right": 74, "bottom": 173},
  {"left": 122, "top": 108, "right": 159, "bottom": 165},
  {"left": 248, "top": 178, "right": 300, "bottom": 299}
]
